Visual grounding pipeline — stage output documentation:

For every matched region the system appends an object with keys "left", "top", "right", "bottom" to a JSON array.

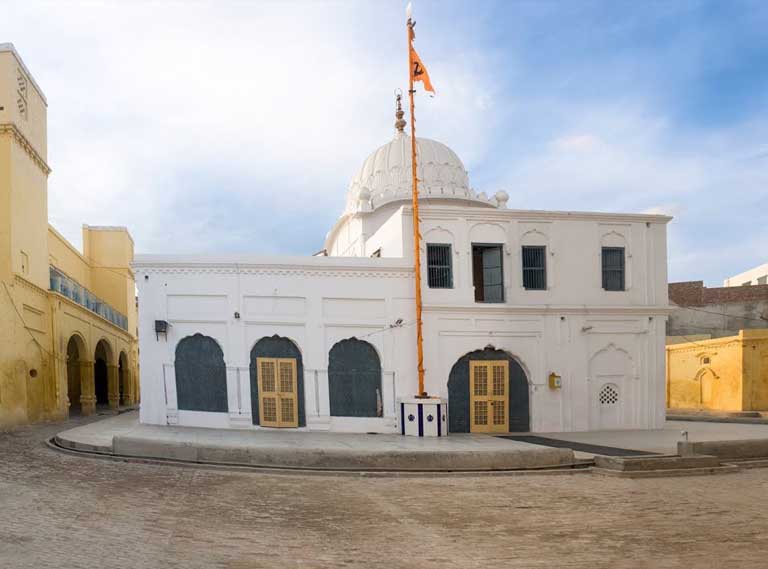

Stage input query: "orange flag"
[{"left": 410, "top": 46, "right": 435, "bottom": 94}]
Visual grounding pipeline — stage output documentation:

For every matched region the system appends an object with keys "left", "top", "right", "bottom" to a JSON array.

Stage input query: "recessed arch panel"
[
  {"left": 447, "top": 347, "right": 529, "bottom": 433},
  {"left": 328, "top": 338, "right": 382, "bottom": 418},
  {"left": 174, "top": 333, "right": 228, "bottom": 412}
]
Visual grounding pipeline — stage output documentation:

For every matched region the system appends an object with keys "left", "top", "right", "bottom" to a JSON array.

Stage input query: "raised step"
[
  {"left": 722, "top": 458, "right": 768, "bottom": 469},
  {"left": 591, "top": 464, "right": 740, "bottom": 478},
  {"left": 594, "top": 454, "right": 721, "bottom": 472}
]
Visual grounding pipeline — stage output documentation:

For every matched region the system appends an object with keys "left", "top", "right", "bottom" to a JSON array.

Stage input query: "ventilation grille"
[{"left": 599, "top": 384, "right": 619, "bottom": 405}]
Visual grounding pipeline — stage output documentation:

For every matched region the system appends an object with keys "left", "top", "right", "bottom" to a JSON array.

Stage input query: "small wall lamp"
[
  {"left": 548, "top": 372, "right": 562, "bottom": 390},
  {"left": 155, "top": 320, "right": 169, "bottom": 341}
]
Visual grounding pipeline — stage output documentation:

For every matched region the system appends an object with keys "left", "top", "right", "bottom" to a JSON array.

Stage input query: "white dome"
[{"left": 345, "top": 133, "right": 496, "bottom": 213}]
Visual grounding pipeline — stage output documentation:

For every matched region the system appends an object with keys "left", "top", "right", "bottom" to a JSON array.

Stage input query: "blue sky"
[{"left": 2, "top": 0, "right": 767, "bottom": 285}]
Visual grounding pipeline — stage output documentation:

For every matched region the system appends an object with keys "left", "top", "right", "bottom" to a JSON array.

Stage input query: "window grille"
[
  {"left": 601, "top": 247, "right": 625, "bottom": 291},
  {"left": 522, "top": 246, "right": 546, "bottom": 290},
  {"left": 472, "top": 244, "right": 504, "bottom": 302},
  {"left": 427, "top": 243, "right": 453, "bottom": 288}
]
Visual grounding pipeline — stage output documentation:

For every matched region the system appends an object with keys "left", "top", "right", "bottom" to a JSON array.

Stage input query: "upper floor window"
[
  {"left": 602, "top": 247, "right": 625, "bottom": 291},
  {"left": 522, "top": 246, "right": 546, "bottom": 290},
  {"left": 472, "top": 244, "right": 504, "bottom": 302},
  {"left": 427, "top": 243, "right": 453, "bottom": 288}
]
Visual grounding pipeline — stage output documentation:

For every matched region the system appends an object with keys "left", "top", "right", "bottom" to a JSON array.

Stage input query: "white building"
[
  {"left": 724, "top": 263, "right": 768, "bottom": 287},
  {"left": 135, "top": 113, "right": 672, "bottom": 434}
]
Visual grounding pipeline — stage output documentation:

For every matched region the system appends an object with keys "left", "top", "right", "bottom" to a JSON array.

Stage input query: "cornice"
[
  {"left": 410, "top": 204, "right": 673, "bottom": 225},
  {"left": 0, "top": 123, "right": 51, "bottom": 175},
  {"left": 133, "top": 264, "right": 413, "bottom": 280},
  {"left": 424, "top": 303, "right": 675, "bottom": 316},
  {"left": 13, "top": 274, "right": 49, "bottom": 297}
]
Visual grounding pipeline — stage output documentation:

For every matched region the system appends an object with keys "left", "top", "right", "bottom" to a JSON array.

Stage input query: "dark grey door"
[
  {"left": 175, "top": 334, "right": 228, "bottom": 412},
  {"left": 328, "top": 339, "right": 382, "bottom": 417}
]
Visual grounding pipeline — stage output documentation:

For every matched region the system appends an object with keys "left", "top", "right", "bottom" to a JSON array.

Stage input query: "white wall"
[
  {"left": 135, "top": 255, "right": 415, "bottom": 433},
  {"left": 137, "top": 204, "right": 671, "bottom": 433},
  {"left": 724, "top": 263, "right": 768, "bottom": 287}
]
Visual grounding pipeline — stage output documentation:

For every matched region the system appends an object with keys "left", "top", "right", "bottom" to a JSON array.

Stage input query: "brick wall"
[
  {"left": 670, "top": 281, "right": 768, "bottom": 307},
  {"left": 667, "top": 281, "right": 768, "bottom": 338}
]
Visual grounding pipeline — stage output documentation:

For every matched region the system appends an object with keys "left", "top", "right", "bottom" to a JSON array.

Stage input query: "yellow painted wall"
[
  {"left": 0, "top": 45, "right": 139, "bottom": 428},
  {"left": 48, "top": 226, "right": 92, "bottom": 288},
  {"left": 667, "top": 330, "right": 768, "bottom": 411},
  {"left": 742, "top": 330, "right": 768, "bottom": 410}
]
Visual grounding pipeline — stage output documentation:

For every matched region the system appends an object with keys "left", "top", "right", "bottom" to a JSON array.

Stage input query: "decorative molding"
[
  {"left": 13, "top": 274, "right": 48, "bottom": 297},
  {"left": 423, "top": 303, "right": 674, "bottom": 316},
  {"left": 0, "top": 123, "right": 51, "bottom": 175},
  {"left": 417, "top": 205, "right": 672, "bottom": 225},
  {"left": 134, "top": 264, "right": 413, "bottom": 280}
]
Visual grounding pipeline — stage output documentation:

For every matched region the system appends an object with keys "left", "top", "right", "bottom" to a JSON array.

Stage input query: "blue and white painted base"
[{"left": 398, "top": 397, "right": 448, "bottom": 437}]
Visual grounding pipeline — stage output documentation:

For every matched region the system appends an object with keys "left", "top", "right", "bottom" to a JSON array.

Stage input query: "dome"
[{"left": 345, "top": 133, "right": 497, "bottom": 214}]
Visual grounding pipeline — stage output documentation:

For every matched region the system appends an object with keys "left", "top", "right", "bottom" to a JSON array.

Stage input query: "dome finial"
[{"left": 394, "top": 90, "right": 406, "bottom": 134}]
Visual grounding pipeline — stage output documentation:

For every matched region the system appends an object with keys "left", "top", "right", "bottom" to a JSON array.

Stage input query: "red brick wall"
[{"left": 669, "top": 281, "right": 768, "bottom": 307}]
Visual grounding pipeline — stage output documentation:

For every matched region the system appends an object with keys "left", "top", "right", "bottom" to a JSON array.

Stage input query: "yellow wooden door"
[
  {"left": 470, "top": 360, "right": 509, "bottom": 433},
  {"left": 257, "top": 357, "right": 298, "bottom": 428}
]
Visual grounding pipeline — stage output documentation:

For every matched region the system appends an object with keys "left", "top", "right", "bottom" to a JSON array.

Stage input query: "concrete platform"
[
  {"left": 54, "top": 412, "right": 577, "bottom": 472},
  {"left": 537, "top": 420, "right": 768, "bottom": 458}
]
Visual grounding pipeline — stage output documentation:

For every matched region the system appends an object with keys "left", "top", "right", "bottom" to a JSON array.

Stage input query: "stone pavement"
[
  {"left": 542, "top": 419, "right": 768, "bottom": 456},
  {"left": 2, "top": 416, "right": 768, "bottom": 568}
]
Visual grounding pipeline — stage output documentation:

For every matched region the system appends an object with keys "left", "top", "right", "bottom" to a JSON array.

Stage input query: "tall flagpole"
[{"left": 407, "top": 12, "right": 426, "bottom": 398}]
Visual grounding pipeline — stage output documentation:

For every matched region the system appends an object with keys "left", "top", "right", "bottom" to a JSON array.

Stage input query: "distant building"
[
  {"left": 667, "top": 280, "right": 768, "bottom": 343},
  {"left": 0, "top": 44, "right": 139, "bottom": 428},
  {"left": 724, "top": 263, "right": 768, "bottom": 287},
  {"left": 667, "top": 330, "right": 768, "bottom": 412},
  {"left": 136, "top": 103, "right": 672, "bottom": 434}
]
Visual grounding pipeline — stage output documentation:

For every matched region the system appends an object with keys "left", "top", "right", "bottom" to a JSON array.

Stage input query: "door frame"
[
  {"left": 256, "top": 357, "right": 299, "bottom": 428},
  {"left": 469, "top": 360, "right": 509, "bottom": 433}
]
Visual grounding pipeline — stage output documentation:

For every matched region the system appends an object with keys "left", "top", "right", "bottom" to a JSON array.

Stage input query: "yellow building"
[
  {"left": 666, "top": 330, "right": 768, "bottom": 412},
  {"left": 0, "top": 43, "right": 138, "bottom": 428}
]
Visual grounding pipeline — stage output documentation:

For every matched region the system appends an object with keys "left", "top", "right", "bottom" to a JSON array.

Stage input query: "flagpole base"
[{"left": 398, "top": 397, "right": 447, "bottom": 437}]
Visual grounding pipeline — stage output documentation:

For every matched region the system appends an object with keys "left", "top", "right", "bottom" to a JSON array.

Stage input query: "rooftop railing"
[{"left": 49, "top": 266, "right": 128, "bottom": 331}]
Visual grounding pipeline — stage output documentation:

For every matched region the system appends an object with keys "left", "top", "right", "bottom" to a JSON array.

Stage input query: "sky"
[{"left": 2, "top": 0, "right": 767, "bottom": 286}]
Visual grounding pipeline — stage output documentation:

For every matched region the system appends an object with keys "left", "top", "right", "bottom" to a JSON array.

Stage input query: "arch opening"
[
  {"left": 447, "top": 347, "right": 530, "bottom": 433},
  {"left": 94, "top": 340, "right": 112, "bottom": 408},
  {"left": 174, "top": 334, "right": 228, "bottom": 412},
  {"left": 250, "top": 335, "right": 305, "bottom": 427},
  {"left": 119, "top": 351, "right": 129, "bottom": 406},
  {"left": 66, "top": 336, "right": 84, "bottom": 416},
  {"left": 328, "top": 338, "right": 382, "bottom": 418}
]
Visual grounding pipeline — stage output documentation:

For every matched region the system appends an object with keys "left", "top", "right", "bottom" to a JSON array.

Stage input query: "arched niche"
[
  {"left": 174, "top": 334, "right": 228, "bottom": 413},
  {"left": 328, "top": 338, "right": 382, "bottom": 418}
]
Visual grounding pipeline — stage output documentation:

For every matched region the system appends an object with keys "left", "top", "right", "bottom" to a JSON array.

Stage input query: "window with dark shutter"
[
  {"left": 522, "top": 246, "right": 546, "bottom": 290},
  {"left": 602, "top": 247, "right": 625, "bottom": 291},
  {"left": 472, "top": 244, "right": 504, "bottom": 302},
  {"left": 427, "top": 243, "right": 453, "bottom": 288}
]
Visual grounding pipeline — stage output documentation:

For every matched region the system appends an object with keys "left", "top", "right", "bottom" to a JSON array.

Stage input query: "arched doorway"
[
  {"left": 94, "top": 340, "right": 112, "bottom": 409},
  {"left": 328, "top": 338, "right": 382, "bottom": 417},
  {"left": 118, "top": 351, "right": 129, "bottom": 406},
  {"left": 250, "top": 335, "right": 305, "bottom": 428},
  {"left": 66, "top": 335, "right": 85, "bottom": 416},
  {"left": 447, "top": 347, "right": 530, "bottom": 433},
  {"left": 174, "top": 334, "right": 228, "bottom": 412}
]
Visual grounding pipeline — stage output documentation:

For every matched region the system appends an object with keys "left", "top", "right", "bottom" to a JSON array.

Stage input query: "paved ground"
[
  {"left": 2, "top": 416, "right": 768, "bottom": 568},
  {"left": 544, "top": 420, "right": 768, "bottom": 455}
]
